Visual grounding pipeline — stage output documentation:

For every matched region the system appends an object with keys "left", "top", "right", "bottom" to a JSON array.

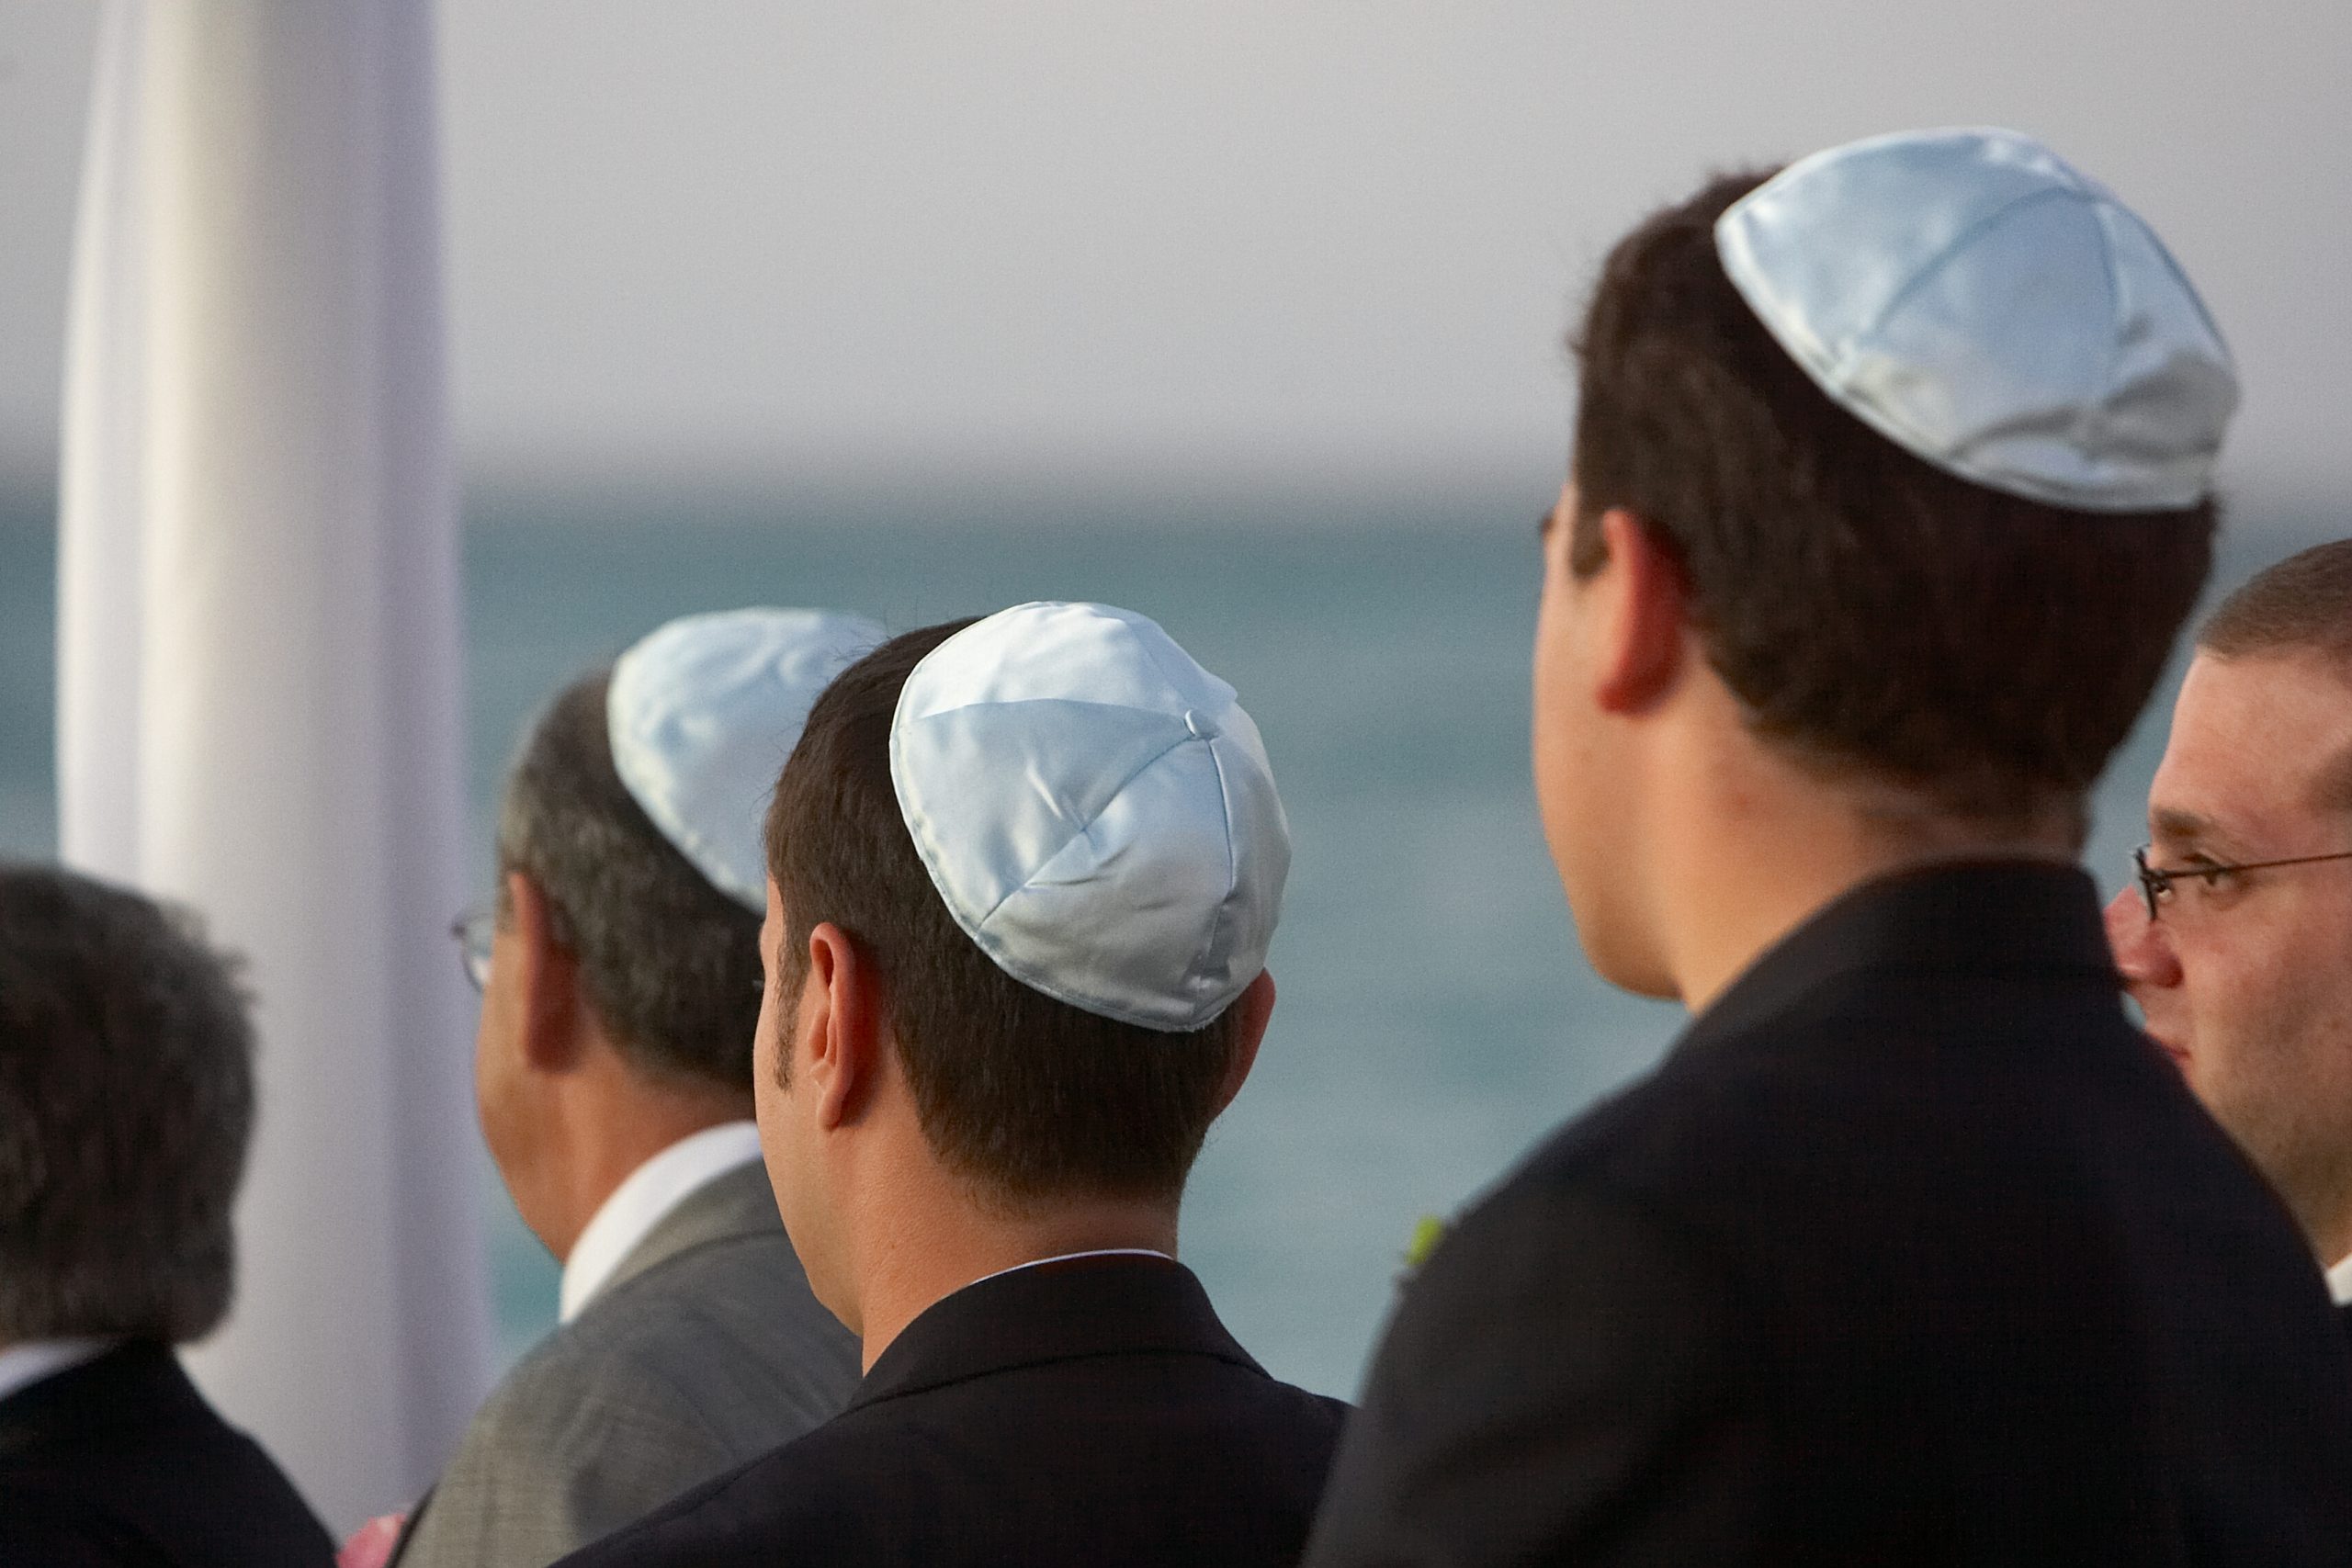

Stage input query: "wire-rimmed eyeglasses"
[
  {"left": 450, "top": 905, "right": 495, "bottom": 991},
  {"left": 446, "top": 903, "right": 767, "bottom": 996},
  {"left": 2132, "top": 844, "right": 2352, "bottom": 922}
]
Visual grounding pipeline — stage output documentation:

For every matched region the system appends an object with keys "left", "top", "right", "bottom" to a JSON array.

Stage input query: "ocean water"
[{"left": 0, "top": 479, "right": 2335, "bottom": 1397}]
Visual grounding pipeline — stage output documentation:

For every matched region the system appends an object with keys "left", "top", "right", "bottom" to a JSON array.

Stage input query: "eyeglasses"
[
  {"left": 445, "top": 903, "right": 768, "bottom": 996},
  {"left": 450, "top": 905, "right": 496, "bottom": 991},
  {"left": 2132, "top": 844, "right": 2352, "bottom": 923}
]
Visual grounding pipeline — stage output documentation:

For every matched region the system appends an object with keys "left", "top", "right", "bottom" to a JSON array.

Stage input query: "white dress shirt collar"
[
  {"left": 963, "top": 1247, "right": 1175, "bottom": 1293},
  {"left": 559, "top": 1121, "right": 765, "bottom": 1324},
  {"left": 2326, "top": 1253, "right": 2352, "bottom": 1307},
  {"left": 0, "top": 1337, "right": 118, "bottom": 1405}
]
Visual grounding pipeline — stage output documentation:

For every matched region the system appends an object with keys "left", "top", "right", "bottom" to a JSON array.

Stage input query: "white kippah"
[
  {"left": 889, "top": 602, "right": 1289, "bottom": 1032},
  {"left": 608, "top": 607, "right": 885, "bottom": 911},
  {"left": 1714, "top": 126, "right": 2237, "bottom": 512}
]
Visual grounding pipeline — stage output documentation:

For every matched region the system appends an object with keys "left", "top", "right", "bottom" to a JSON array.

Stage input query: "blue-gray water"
[{"left": 0, "top": 479, "right": 2335, "bottom": 1395}]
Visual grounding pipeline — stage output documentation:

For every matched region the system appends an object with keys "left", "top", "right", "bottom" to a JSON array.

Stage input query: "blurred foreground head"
[
  {"left": 2107, "top": 541, "right": 2352, "bottom": 1264},
  {"left": 0, "top": 865, "right": 253, "bottom": 1344},
  {"left": 757, "top": 604, "right": 1284, "bottom": 1333},
  {"left": 476, "top": 608, "right": 878, "bottom": 1257},
  {"left": 1536, "top": 128, "right": 2227, "bottom": 1000}
]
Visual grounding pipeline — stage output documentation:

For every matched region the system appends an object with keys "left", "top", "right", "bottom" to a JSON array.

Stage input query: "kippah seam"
[
  {"left": 970, "top": 931, "right": 1205, "bottom": 1034},
  {"left": 898, "top": 721, "right": 1225, "bottom": 1029},
  {"left": 1723, "top": 196, "right": 2204, "bottom": 513},
  {"left": 948, "top": 747, "right": 1219, "bottom": 1032},
  {"left": 1855, "top": 185, "right": 2083, "bottom": 355},
  {"left": 1128, "top": 621, "right": 1236, "bottom": 717},
  {"left": 2091, "top": 201, "right": 2237, "bottom": 403},
  {"left": 887, "top": 603, "right": 1272, "bottom": 1032},
  {"left": 2080, "top": 201, "right": 2130, "bottom": 476},
  {"left": 1192, "top": 735, "right": 1244, "bottom": 999},
  {"left": 611, "top": 717, "right": 764, "bottom": 914},
  {"left": 609, "top": 608, "right": 880, "bottom": 913},
  {"left": 962, "top": 729, "right": 1200, "bottom": 936}
]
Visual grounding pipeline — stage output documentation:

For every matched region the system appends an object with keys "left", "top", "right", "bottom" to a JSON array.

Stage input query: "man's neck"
[
  {"left": 1656, "top": 749, "right": 2078, "bottom": 1012},
  {"left": 535, "top": 1061, "right": 755, "bottom": 1262},
  {"left": 2301, "top": 1190, "right": 2352, "bottom": 1283},
  {"left": 848, "top": 1182, "right": 1181, "bottom": 1372}
]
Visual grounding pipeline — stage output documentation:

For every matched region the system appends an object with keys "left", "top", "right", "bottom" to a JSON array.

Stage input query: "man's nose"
[{"left": 2102, "top": 885, "right": 2181, "bottom": 987}]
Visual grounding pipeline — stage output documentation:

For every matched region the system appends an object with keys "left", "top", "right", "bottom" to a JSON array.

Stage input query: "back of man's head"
[
  {"left": 2196, "top": 536, "right": 2352, "bottom": 849},
  {"left": 1569, "top": 167, "right": 2216, "bottom": 829},
  {"left": 0, "top": 865, "right": 252, "bottom": 1343},
  {"left": 500, "top": 671, "right": 763, "bottom": 1093},
  {"left": 2199, "top": 540, "right": 2352, "bottom": 677},
  {"left": 765, "top": 622, "right": 1246, "bottom": 1207}
]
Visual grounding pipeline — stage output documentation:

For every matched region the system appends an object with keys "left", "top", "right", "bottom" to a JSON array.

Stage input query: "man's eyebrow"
[
  {"left": 2312, "top": 738, "right": 2352, "bottom": 818},
  {"left": 1538, "top": 508, "right": 1556, "bottom": 540},
  {"left": 2148, "top": 806, "right": 2214, "bottom": 847}
]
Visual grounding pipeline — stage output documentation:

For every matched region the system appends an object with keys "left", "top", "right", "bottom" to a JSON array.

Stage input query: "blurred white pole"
[{"left": 56, "top": 0, "right": 492, "bottom": 1530}]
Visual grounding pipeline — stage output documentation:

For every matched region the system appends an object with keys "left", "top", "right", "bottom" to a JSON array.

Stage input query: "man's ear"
[
  {"left": 802, "top": 921, "right": 888, "bottom": 1130},
  {"left": 1589, "top": 506, "right": 1690, "bottom": 716},
  {"left": 504, "top": 869, "right": 587, "bottom": 1074},
  {"left": 1209, "top": 970, "right": 1277, "bottom": 1118}
]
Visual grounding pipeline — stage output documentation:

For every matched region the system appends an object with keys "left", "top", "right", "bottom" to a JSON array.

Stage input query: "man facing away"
[
  {"left": 561, "top": 602, "right": 1349, "bottom": 1568},
  {"left": 1305, "top": 130, "right": 2352, "bottom": 1565},
  {"left": 2107, "top": 540, "right": 2352, "bottom": 1331},
  {"left": 0, "top": 864, "right": 334, "bottom": 1566},
  {"left": 391, "top": 609, "right": 874, "bottom": 1568}
]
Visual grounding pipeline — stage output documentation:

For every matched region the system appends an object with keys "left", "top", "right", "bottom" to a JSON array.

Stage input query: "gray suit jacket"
[{"left": 394, "top": 1161, "right": 860, "bottom": 1568}]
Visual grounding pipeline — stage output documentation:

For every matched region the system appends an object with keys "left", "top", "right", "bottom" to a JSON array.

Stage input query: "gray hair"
[
  {"left": 497, "top": 671, "right": 764, "bottom": 1093},
  {"left": 0, "top": 864, "right": 254, "bottom": 1343}
]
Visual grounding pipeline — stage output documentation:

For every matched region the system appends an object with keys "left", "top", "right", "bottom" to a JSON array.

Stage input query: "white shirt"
[
  {"left": 964, "top": 1247, "right": 1175, "bottom": 1292},
  {"left": 559, "top": 1122, "right": 766, "bottom": 1324},
  {"left": 0, "top": 1337, "right": 118, "bottom": 1405},
  {"left": 2326, "top": 1254, "right": 2352, "bottom": 1307}
]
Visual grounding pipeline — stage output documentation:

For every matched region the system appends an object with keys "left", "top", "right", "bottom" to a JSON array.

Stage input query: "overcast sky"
[{"left": 1, "top": 1, "right": 2346, "bottom": 501}]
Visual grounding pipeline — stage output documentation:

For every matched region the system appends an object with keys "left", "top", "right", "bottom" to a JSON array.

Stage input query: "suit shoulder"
[
  {"left": 589, "top": 1232, "right": 854, "bottom": 1356},
  {"left": 1306, "top": 1176, "right": 1751, "bottom": 1566},
  {"left": 1248, "top": 1375, "right": 1352, "bottom": 1447},
  {"left": 1, "top": 1443, "right": 333, "bottom": 1568},
  {"left": 555, "top": 1431, "right": 888, "bottom": 1566},
  {"left": 1411, "top": 1160, "right": 1739, "bottom": 1361},
  {"left": 432, "top": 1262, "right": 831, "bottom": 1481},
  {"left": 403, "top": 1289, "right": 820, "bottom": 1568},
  {"left": 0, "top": 1498, "right": 130, "bottom": 1568},
  {"left": 543, "top": 1232, "right": 857, "bottom": 1405},
  {"left": 0, "top": 1370, "right": 333, "bottom": 1562},
  {"left": 588, "top": 1227, "right": 837, "bottom": 1336},
  {"left": 1490, "top": 1054, "right": 1762, "bottom": 1214},
  {"left": 1504, "top": 984, "right": 2042, "bottom": 1206}
]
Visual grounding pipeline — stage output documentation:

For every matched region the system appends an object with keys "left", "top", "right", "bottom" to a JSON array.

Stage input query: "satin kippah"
[
  {"left": 608, "top": 607, "right": 885, "bottom": 910},
  {"left": 889, "top": 601, "right": 1289, "bottom": 1032},
  {"left": 1714, "top": 127, "right": 2237, "bottom": 512}
]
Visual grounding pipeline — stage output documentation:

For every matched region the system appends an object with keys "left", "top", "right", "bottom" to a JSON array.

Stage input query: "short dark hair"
[
  {"left": 498, "top": 672, "right": 763, "bottom": 1094},
  {"left": 766, "top": 622, "right": 1241, "bottom": 1207},
  {"left": 2199, "top": 540, "right": 2352, "bottom": 815},
  {"left": 1568, "top": 169, "right": 2216, "bottom": 825},
  {"left": 2199, "top": 539, "right": 2352, "bottom": 671},
  {"left": 0, "top": 865, "right": 254, "bottom": 1343}
]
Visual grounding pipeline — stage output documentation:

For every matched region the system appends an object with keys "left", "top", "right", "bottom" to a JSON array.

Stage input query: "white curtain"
[{"left": 57, "top": 0, "right": 492, "bottom": 1530}]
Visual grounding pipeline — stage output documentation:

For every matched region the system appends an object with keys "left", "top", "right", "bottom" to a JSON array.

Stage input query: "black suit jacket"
[
  {"left": 1306, "top": 863, "right": 2352, "bottom": 1566},
  {"left": 0, "top": 1340, "right": 334, "bottom": 1567},
  {"left": 560, "top": 1253, "right": 1350, "bottom": 1567}
]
